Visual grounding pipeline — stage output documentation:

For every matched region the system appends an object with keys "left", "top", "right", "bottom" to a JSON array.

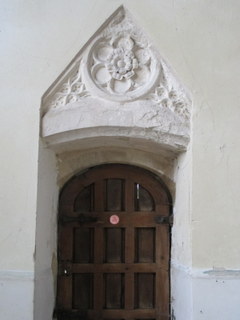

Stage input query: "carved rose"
[
  {"left": 106, "top": 48, "right": 138, "bottom": 80},
  {"left": 88, "top": 34, "right": 156, "bottom": 97}
]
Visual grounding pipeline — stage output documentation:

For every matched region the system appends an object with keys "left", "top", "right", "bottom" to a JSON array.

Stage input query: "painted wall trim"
[
  {"left": 0, "top": 270, "right": 34, "bottom": 281},
  {"left": 172, "top": 261, "right": 240, "bottom": 279}
]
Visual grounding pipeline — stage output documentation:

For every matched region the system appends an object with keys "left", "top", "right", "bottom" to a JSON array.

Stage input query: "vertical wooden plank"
[
  {"left": 156, "top": 223, "right": 170, "bottom": 319},
  {"left": 93, "top": 179, "right": 105, "bottom": 314},
  {"left": 57, "top": 276, "right": 72, "bottom": 309},
  {"left": 125, "top": 179, "right": 135, "bottom": 311},
  {"left": 58, "top": 225, "right": 73, "bottom": 261},
  {"left": 156, "top": 269, "right": 169, "bottom": 319},
  {"left": 94, "top": 229, "right": 103, "bottom": 312},
  {"left": 125, "top": 226, "right": 134, "bottom": 310},
  {"left": 94, "top": 272, "right": 103, "bottom": 313},
  {"left": 94, "top": 226, "right": 104, "bottom": 313},
  {"left": 156, "top": 225, "right": 169, "bottom": 270},
  {"left": 94, "top": 227, "right": 103, "bottom": 264},
  {"left": 94, "top": 180, "right": 105, "bottom": 212},
  {"left": 125, "top": 180, "right": 134, "bottom": 213}
]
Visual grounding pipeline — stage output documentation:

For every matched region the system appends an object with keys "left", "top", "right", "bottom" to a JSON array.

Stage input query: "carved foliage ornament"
[{"left": 49, "top": 62, "right": 89, "bottom": 108}]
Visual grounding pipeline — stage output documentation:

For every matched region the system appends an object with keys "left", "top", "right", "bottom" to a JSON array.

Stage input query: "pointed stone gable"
[{"left": 41, "top": 6, "right": 191, "bottom": 153}]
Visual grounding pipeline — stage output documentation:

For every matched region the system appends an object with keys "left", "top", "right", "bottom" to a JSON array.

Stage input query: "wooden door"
[{"left": 56, "top": 164, "right": 172, "bottom": 320}]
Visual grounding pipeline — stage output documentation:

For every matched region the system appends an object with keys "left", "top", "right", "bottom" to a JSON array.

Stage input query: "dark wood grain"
[{"left": 56, "top": 164, "right": 172, "bottom": 320}]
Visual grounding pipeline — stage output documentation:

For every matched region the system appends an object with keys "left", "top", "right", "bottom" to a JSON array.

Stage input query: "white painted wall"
[{"left": 1, "top": 1, "right": 240, "bottom": 319}]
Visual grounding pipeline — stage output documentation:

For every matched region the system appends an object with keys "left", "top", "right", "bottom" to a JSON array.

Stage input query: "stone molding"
[{"left": 41, "top": 6, "right": 191, "bottom": 153}]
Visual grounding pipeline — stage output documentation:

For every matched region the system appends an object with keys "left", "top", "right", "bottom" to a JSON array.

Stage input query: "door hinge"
[{"left": 155, "top": 215, "right": 173, "bottom": 226}]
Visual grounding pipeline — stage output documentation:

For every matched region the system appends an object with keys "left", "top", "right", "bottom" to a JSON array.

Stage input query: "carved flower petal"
[
  {"left": 125, "top": 62, "right": 132, "bottom": 70},
  {"left": 71, "top": 83, "right": 84, "bottom": 94},
  {"left": 66, "top": 94, "right": 77, "bottom": 104},
  {"left": 124, "top": 56, "right": 132, "bottom": 64},
  {"left": 125, "top": 71, "right": 134, "bottom": 79},
  {"left": 118, "top": 69, "right": 124, "bottom": 75},
  {"left": 156, "top": 86, "right": 167, "bottom": 98},
  {"left": 61, "top": 83, "right": 70, "bottom": 94},
  {"left": 112, "top": 78, "right": 132, "bottom": 93},
  {"left": 134, "top": 65, "right": 150, "bottom": 85},
  {"left": 112, "top": 72, "right": 123, "bottom": 80},
  {"left": 92, "top": 64, "right": 111, "bottom": 85},
  {"left": 55, "top": 95, "right": 66, "bottom": 106},
  {"left": 115, "top": 48, "right": 123, "bottom": 55},
  {"left": 169, "top": 90, "right": 178, "bottom": 100},
  {"left": 117, "top": 36, "right": 134, "bottom": 50},
  {"left": 107, "top": 64, "right": 116, "bottom": 72},
  {"left": 161, "top": 99, "right": 171, "bottom": 108},
  {"left": 96, "top": 45, "right": 113, "bottom": 62},
  {"left": 132, "top": 59, "right": 138, "bottom": 69}
]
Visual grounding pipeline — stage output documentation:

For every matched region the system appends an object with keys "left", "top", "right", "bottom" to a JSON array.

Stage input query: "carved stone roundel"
[{"left": 85, "top": 35, "right": 160, "bottom": 102}]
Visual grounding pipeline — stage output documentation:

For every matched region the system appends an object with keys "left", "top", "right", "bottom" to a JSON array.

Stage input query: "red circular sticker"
[{"left": 110, "top": 215, "right": 120, "bottom": 225}]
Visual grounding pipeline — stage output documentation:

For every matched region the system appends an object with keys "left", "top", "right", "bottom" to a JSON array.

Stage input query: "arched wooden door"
[{"left": 56, "top": 164, "right": 172, "bottom": 320}]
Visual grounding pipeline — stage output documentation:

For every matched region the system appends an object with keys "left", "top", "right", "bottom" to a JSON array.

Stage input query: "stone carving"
[
  {"left": 42, "top": 6, "right": 192, "bottom": 154},
  {"left": 47, "top": 60, "right": 89, "bottom": 109},
  {"left": 84, "top": 8, "right": 160, "bottom": 102},
  {"left": 85, "top": 33, "right": 159, "bottom": 101},
  {"left": 147, "top": 80, "right": 190, "bottom": 120},
  {"left": 43, "top": 6, "right": 191, "bottom": 123},
  {"left": 107, "top": 47, "right": 138, "bottom": 81}
]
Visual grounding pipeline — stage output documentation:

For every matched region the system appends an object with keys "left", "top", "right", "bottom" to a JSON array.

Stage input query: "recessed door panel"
[
  {"left": 104, "top": 228, "right": 125, "bottom": 263},
  {"left": 135, "top": 228, "right": 156, "bottom": 263},
  {"left": 73, "top": 228, "right": 94, "bottom": 263},
  {"left": 73, "top": 273, "right": 93, "bottom": 309},
  {"left": 134, "top": 273, "right": 155, "bottom": 309},
  {"left": 104, "top": 273, "right": 125, "bottom": 309}
]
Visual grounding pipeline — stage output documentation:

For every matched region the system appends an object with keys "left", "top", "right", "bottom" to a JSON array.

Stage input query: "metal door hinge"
[{"left": 155, "top": 215, "right": 173, "bottom": 226}]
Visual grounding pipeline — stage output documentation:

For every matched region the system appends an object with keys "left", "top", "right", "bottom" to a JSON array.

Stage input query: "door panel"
[
  {"left": 135, "top": 228, "right": 155, "bottom": 263},
  {"left": 104, "top": 228, "right": 125, "bottom": 263},
  {"left": 73, "top": 228, "right": 94, "bottom": 263},
  {"left": 56, "top": 164, "right": 172, "bottom": 320}
]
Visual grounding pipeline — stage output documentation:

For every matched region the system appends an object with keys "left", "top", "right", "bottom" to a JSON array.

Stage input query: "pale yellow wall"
[
  {"left": 1, "top": 0, "right": 240, "bottom": 289},
  {"left": 189, "top": 3, "right": 240, "bottom": 268}
]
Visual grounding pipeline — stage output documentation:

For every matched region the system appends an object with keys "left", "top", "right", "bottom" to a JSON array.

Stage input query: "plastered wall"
[{"left": 1, "top": 1, "right": 240, "bottom": 319}]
